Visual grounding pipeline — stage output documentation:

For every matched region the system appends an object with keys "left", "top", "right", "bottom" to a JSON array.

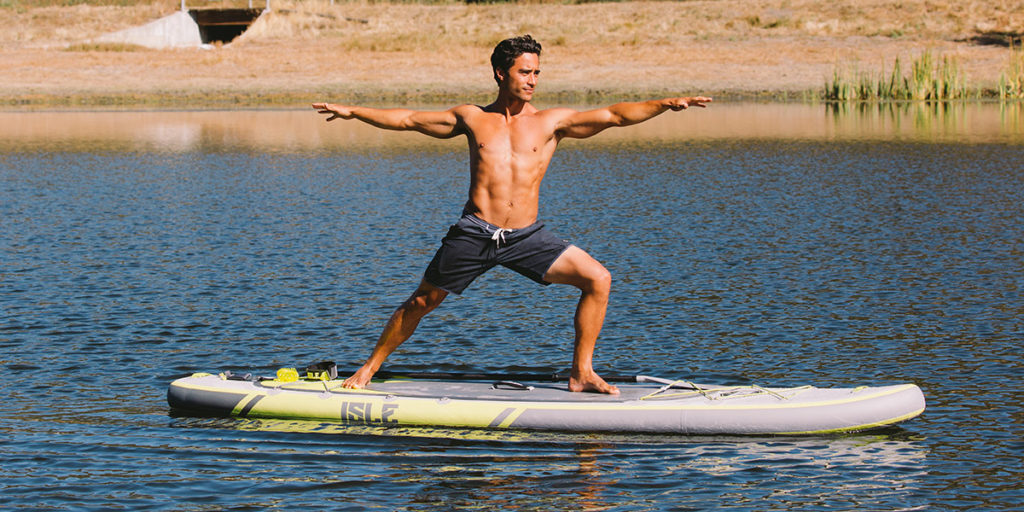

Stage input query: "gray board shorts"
[{"left": 424, "top": 212, "right": 572, "bottom": 295}]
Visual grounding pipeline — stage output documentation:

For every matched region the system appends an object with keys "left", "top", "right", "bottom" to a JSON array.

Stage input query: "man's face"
[{"left": 498, "top": 53, "right": 540, "bottom": 101}]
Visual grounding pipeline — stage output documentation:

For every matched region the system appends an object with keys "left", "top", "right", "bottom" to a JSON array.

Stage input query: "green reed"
[
  {"left": 825, "top": 51, "right": 968, "bottom": 101},
  {"left": 998, "top": 43, "right": 1024, "bottom": 100}
]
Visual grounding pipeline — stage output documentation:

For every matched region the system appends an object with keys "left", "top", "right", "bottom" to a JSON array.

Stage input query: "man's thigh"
[{"left": 542, "top": 246, "right": 609, "bottom": 288}]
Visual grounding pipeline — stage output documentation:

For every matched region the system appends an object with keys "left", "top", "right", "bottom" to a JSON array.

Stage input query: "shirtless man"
[{"left": 313, "top": 35, "right": 710, "bottom": 394}]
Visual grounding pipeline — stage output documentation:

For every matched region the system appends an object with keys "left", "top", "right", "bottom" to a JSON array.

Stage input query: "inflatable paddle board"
[{"left": 167, "top": 364, "right": 926, "bottom": 435}]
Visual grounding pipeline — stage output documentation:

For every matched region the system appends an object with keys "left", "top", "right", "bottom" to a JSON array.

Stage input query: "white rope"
[{"left": 491, "top": 228, "right": 509, "bottom": 247}]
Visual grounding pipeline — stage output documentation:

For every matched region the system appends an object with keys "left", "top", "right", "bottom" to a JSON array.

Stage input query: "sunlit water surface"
[{"left": 1, "top": 104, "right": 1022, "bottom": 510}]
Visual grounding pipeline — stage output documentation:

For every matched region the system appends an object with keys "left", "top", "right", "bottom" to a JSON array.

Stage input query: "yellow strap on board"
[{"left": 276, "top": 367, "right": 299, "bottom": 383}]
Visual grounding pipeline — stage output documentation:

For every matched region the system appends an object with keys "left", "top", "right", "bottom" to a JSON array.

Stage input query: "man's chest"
[{"left": 467, "top": 116, "right": 556, "bottom": 157}]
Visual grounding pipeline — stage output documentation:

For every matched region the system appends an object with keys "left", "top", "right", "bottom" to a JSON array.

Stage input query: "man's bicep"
[
  {"left": 407, "top": 109, "right": 464, "bottom": 138},
  {"left": 555, "top": 108, "right": 618, "bottom": 139}
]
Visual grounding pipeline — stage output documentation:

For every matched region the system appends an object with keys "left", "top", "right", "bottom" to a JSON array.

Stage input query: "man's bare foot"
[
  {"left": 342, "top": 366, "right": 375, "bottom": 389},
  {"left": 569, "top": 371, "right": 620, "bottom": 395}
]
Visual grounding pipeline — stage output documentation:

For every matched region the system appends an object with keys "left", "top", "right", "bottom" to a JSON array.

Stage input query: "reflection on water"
[
  {"left": 826, "top": 101, "right": 1024, "bottom": 141},
  {"left": 1, "top": 105, "right": 1022, "bottom": 510},
  {"left": 1, "top": 102, "right": 1022, "bottom": 153},
  {"left": 166, "top": 416, "right": 927, "bottom": 511}
]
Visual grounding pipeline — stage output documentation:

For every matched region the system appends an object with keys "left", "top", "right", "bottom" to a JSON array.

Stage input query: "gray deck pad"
[{"left": 361, "top": 379, "right": 661, "bottom": 402}]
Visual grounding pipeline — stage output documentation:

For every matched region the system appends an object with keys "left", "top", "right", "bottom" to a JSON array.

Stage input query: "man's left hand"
[{"left": 666, "top": 96, "right": 713, "bottom": 110}]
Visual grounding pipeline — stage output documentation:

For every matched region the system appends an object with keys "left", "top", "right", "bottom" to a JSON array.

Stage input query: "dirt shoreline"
[{"left": 2, "top": 0, "right": 1021, "bottom": 109}]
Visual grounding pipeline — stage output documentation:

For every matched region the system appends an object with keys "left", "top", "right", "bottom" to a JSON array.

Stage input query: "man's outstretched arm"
[
  {"left": 312, "top": 102, "right": 464, "bottom": 139},
  {"left": 555, "top": 96, "right": 712, "bottom": 140}
]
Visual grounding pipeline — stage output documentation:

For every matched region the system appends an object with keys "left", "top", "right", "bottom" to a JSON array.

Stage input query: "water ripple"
[{"left": 1, "top": 126, "right": 1021, "bottom": 510}]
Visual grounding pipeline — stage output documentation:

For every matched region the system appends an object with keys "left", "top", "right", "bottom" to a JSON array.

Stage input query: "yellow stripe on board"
[
  {"left": 777, "top": 407, "right": 927, "bottom": 435},
  {"left": 229, "top": 393, "right": 262, "bottom": 416},
  {"left": 518, "top": 384, "right": 923, "bottom": 412},
  {"left": 487, "top": 407, "right": 524, "bottom": 428}
]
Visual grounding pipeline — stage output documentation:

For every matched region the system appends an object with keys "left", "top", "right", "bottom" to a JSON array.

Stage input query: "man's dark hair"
[{"left": 490, "top": 34, "right": 542, "bottom": 85}]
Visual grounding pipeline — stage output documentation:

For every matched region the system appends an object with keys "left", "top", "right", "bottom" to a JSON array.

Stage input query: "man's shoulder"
[
  {"left": 536, "top": 106, "right": 577, "bottom": 114},
  {"left": 534, "top": 107, "right": 581, "bottom": 133},
  {"left": 533, "top": 106, "right": 580, "bottom": 122},
  {"left": 450, "top": 103, "right": 486, "bottom": 115}
]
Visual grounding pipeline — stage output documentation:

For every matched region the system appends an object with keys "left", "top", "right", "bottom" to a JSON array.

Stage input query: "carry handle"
[{"left": 491, "top": 380, "right": 535, "bottom": 391}]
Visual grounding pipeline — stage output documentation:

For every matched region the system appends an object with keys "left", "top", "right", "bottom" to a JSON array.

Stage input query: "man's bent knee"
[
  {"left": 569, "top": 252, "right": 611, "bottom": 295},
  {"left": 402, "top": 282, "right": 448, "bottom": 315},
  {"left": 587, "top": 266, "right": 612, "bottom": 296},
  {"left": 544, "top": 247, "right": 612, "bottom": 295}
]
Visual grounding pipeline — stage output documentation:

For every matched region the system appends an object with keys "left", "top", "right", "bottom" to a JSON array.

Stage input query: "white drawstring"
[
  {"left": 464, "top": 214, "right": 512, "bottom": 248},
  {"left": 491, "top": 228, "right": 509, "bottom": 248}
]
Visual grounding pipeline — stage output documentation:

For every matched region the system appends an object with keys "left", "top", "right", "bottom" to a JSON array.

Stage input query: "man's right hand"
[{"left": 312, "top": 102, "right": 353, "bottom": 121}]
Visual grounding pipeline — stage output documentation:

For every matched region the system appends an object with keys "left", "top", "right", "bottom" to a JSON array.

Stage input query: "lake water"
[{"left": 1, "top": 103, "right": 1022, "bottom": 510}]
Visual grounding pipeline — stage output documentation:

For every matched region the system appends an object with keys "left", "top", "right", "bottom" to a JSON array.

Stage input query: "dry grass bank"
[{"left": 1, "top": 0, "right": 1022, "bottom": 107}]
